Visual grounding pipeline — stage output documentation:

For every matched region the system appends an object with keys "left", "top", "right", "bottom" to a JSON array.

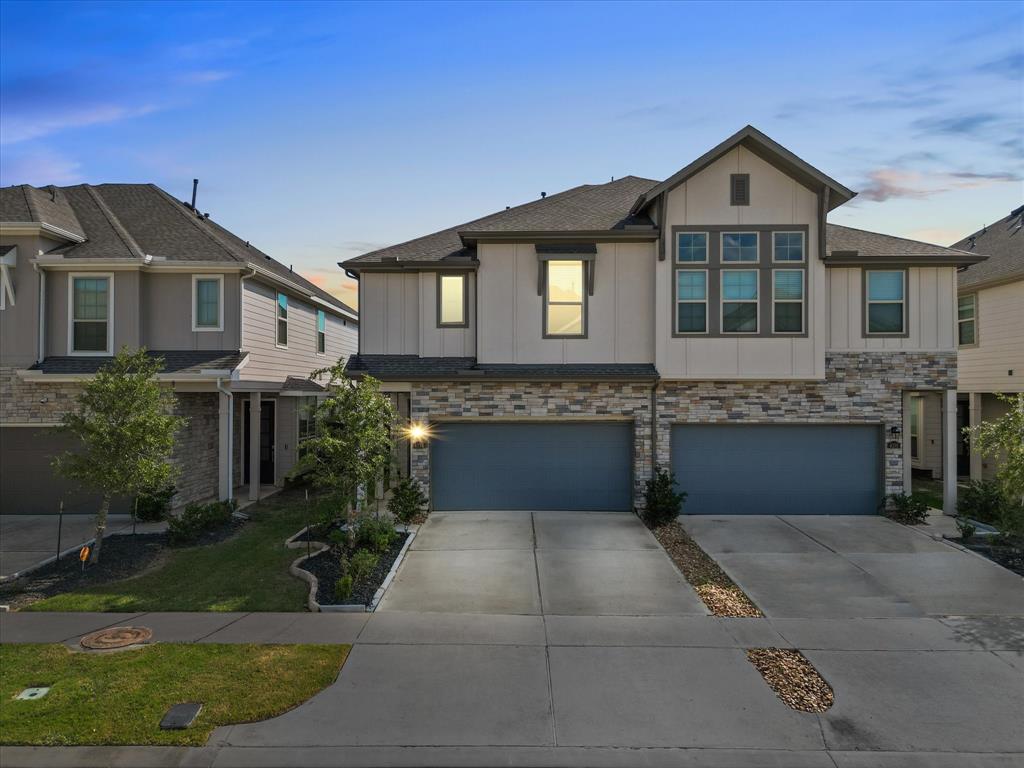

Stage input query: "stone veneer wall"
[{"left": 1, "top": 367, "right": 220, "bottom": 508}]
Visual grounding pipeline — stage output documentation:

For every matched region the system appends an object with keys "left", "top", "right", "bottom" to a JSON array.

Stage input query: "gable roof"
[
  {"left": 628, "top": 125, "right": 856, "bottom": 216},
  {"left": 951, "top": 207, "right": 1024, "bottom": 290},
  {"left": 823, "top": 224, "right": 983, "bottom": 265},
  {"left": 1, "top": 183, "right": 356, "bottom": 318}
]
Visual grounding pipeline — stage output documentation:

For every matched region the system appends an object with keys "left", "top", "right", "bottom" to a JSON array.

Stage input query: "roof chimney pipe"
[{"left": 191, "top": 179, "right": 199, "bottom": 211}]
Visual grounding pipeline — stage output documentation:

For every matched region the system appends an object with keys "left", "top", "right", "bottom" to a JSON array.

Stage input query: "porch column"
[
  {"left": 249, "top": 392, "right": 261, "bottom": 501},
  {"left": 968, "top": 392, "right": 983, "bottom": 481},
  {"left": 943, "top": 389, "right": 957, "bottom": 515},
  {"left": 902, "top": 390, "right": 913, "bottom": 496},
  {"left": 218, "top": 390, "right": 233, "bottom": 501}
]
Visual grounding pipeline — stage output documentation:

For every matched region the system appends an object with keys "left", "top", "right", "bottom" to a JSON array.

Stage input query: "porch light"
[{"left": 403, "top": 421, "right": 433, "bottom": 445}]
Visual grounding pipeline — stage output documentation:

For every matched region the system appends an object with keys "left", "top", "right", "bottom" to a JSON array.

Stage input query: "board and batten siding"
[
  {"left": 476, "top": 242, "right": 654, "bottom": 364},
  {"left": 958, "top": 280, "right": 1024, "bottom": 393},
  {"left": 239, "top": 278, "right": 357, "bottom": 382},
  {"left": 827, "top": 267, "right": 956, "bottom": 352},
  {"left": 655, "top": 145, "right": 824, "bottom": 380}
]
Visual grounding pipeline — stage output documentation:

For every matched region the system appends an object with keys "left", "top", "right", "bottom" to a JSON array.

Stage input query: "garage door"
[
  {"left": 430, "top": 422, "right": 633, "bottom": 511},
  {"left": 0, "top": 427, "right": 129, "bottom": 515},
  {"left": 670, "top": 424, "right": 882, "bottom": 515}
]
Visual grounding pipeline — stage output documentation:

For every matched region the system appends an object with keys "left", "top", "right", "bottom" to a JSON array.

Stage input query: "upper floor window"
[
  {"left": 721, "top": 269, "right": 758, "bottom": 333},
  {"left": 675, "top": 270, "right": 707, "bottom": 333},
  {"left": 773, "top": 232, "right": 804, "bottom": 262},
  {"left": 437, "top": 273, "right": 467, "bottom": 327},
  {"left": 958, "top": 294, "right": 976, "bottom": 346},
  {"left": 676, "top": 232, "right": 708, "bottom": 263},
  {"left": 69, "top": 274, "right": 112, "bottom": 354},
  {"left": 193, "top": 275, "right": 223, "bottom": 331},
  {"left": 722, "top": 232, "right": 758, "bottom": 263},
  {"left": 772, "top": 270, "right": 804, "bottom": 333},
  {"left": 544, "top": 260, "right": 585, "bottom": 337},
  {"left": 316, "top": 309, "right": 326, "bottom": 354},
  {"left": 865, "top": 270, "right": 905, "bottom": 335},
  {"left": 276, "top": 292, "right": 288, "bottom": 347}
]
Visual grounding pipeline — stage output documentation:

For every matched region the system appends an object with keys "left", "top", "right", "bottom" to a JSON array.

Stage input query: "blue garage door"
[
  {"left": 670, "top": 424, "right": 882, "bottom": 515},
  {"left": 430, "top": 422, "right": 633, "bottom": 511}
]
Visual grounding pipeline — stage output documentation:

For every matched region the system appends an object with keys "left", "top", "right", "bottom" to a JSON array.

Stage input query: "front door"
[
  {"left": 243, "top": 400, "right": 276, "bottom": 485},
  {"left": 957, "top": 400, "right": 970, "bottom": 477}
]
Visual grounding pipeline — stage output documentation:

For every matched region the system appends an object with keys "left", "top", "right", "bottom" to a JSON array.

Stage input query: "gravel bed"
[
  {"left": 301, "top": 534, "right": 410, "bottom": 607},
  {"left": 651, "top": 521, "right": 763, "bottom": 617},
  {"left": 746, "top": 648, "right": 835, "bottom": 712}
]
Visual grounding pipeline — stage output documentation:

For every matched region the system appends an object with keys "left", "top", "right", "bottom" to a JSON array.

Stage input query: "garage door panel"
[
  {"left": 671, "top": 424, "right": 882, "bottom": 516},
  {"left": 431, "top": 423, "right": 632, "bottom": 512}
]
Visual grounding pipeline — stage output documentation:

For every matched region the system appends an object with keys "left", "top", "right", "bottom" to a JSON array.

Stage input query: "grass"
[
  {"left": 24, "top": 489, "right": 314, "bottom": 612},
  {"left": 911, "top": 475, "right": 945, "bottom": 511},
  {"left": 0, "top": 643, "right": 348, "bottom": 746}
]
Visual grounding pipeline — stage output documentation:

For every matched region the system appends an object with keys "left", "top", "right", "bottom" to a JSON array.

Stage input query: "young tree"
[
  {"left": 54, "top": 348, "right": 186, "bottom": 563},
  {"left": 968, "top": 393, "right": 1024, "bottom": 502}
]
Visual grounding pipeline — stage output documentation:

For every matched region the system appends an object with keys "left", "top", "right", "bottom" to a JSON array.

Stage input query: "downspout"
[
  {"left": 216, "top": 377, "right": 233, "bottom": 503},
  {"left": 32, "top": 263, "right": 45, "bottom": 364}
]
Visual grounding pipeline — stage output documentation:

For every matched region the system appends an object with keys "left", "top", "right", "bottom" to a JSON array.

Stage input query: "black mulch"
[
  {"left": 961, "top": 537, "right": 1024, "bottom": 576},
  {"left": 301, "top": 534, "right": 410, "bottom": 607}
]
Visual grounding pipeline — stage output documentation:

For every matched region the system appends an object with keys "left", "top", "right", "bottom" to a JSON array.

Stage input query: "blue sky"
[{"left": 2, "top": 0, "right": 1021, "bottom": 308}]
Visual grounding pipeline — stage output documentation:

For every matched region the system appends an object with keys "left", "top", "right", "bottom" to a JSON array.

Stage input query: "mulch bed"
[
  {"left": 0, "top": 520, "right": 244, "bottom": 610},
  {"left": 746, "top": 648, "right": 834, "bottom": 712},
  {"left": 301, "top": 533, "right": 410, "bottom": 607},
  {"left": 651, "top": 521, "right": 763, "bottom": 618},
  {"left": 961, "top": 536, "right": 1024, "bottom": 576}
]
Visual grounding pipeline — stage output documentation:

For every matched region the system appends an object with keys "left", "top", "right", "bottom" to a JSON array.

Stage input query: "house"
[
  {"left": 341, "top": 126, "right": 984, "bottom": 517},
  {"left": 0, "top": 183, "right": 358, "bottom": 514},
  {"left": 950, "top": 207, "right": 1024, "bottom": 481}
]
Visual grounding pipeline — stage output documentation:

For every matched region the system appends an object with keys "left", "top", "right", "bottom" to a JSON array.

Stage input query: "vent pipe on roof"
[
  {"left": 191, "top": 179, "right": 199, "bottom": 211},
  {"left": 541, "top": 192, "right": 546, "bottom": 198}
]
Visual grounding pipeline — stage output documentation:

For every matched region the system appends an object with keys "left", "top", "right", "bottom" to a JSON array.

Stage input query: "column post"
[
  {"left": 943, "top": 389, "right": 957, "bottom": 515},
  {"left": 249, "top": 392, "right": 261, "bottom": 501},
  {"left": 968, "top": 392, "right": 983, "bottom": 481},
  {"left": 218, "top": 390, "right": 233, "bottom": 501}
]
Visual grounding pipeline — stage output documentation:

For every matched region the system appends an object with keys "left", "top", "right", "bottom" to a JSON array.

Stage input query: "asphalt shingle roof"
[
  {"left": 32, "top": 350, "right": 247, "bottom": 375},
  {"left": 281, "top": 376, "right": 326, "bottom": 393},
  {"left": 951, "top": 208, "right": 1024, "bottom": 290},
  {"left": 0, "top": 185, "right": 85, "bottom": 239},
  {"left": 825, "top": 223, "right": 977, "bottom": 260},
  {"left": 345, "top": 354, "right": 658, "bottom": 381}
]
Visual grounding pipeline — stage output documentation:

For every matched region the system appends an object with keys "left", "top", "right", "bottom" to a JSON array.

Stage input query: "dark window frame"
[{"left": 542, "top": 259, "right": 588, "bottom": 339}]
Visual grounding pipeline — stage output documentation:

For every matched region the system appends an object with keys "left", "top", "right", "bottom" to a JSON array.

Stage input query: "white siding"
[
  {"left": 419, "top": 272, "right": 475, "bottom": 357},
  {"left": 958, "top": 280, "right": 1024, "bottom": 393}
]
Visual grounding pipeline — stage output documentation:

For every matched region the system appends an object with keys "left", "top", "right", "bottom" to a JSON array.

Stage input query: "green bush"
[
  {"left": 354, "top": 516, "right": 397, "bottom": 553},
  {"left": 346, "top": 549, "right": 379, "bottom": 586},
  {"left": 327, "top": 529, "right": 347, "bottom": 548},
  {"left": 642, "top": 468, "right": 687, "bottom": 528},
  {"left": 167, "top": 499, "right": 236, "bottom": 545},
  {"left": 883, "top": 493, "right": 929, "bottom": 525},
  {"left": 387, "top": 477, "right": 428, "bottom": 525},
  {"left": 134, "top": 484, "right": 176, "bottom": 522},
  {"left": 997, "top": 499, "right": 1024, "bottom": 541},
  {"left": 334, "top": 575, "right": 354, "bottom": 601},
  {"left": 957, "top": 480, "right": 1006, "bottom": 525}
]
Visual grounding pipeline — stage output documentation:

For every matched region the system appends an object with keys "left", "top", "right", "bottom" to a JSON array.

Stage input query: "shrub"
[
  {"left": 334, "top": 575, "right": 354, "bottom": 601},
  {"left": 346, "top": 549, "right": 379, "bottom": 586},
  {"left": 354, "top": 516, "right": 397, "bottom": 554},
  {"left": 997, "top": 500, "right": 1024, "bottom": 541},
  {"left": 134, "top": 484, "right": 176, "bottom": 522},
  {"left": 955, "top": 516, "right": 977, "bottom": 542},
  {"left": 883, "top": 493, "right": 929, "bottom": 525},
  {"left": 957, "top": 480, "right": 1006, "bottom": 526},
  {"left": 327, "top": 529, "right": 347, "bottom": 549},
  {"left": 167, "top": 499, "right": 236, "bottom": 545},
  {"left": 387, "top": 477, "right": 428, "bottom": 525},
  {"left": 642, "top": 468, "right": 687, "bottom": 528}
]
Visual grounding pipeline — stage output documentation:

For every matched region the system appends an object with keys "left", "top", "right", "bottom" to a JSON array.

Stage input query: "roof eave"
[
  {"left": 821, "top": 252, "right": 987, "bottom": 267},
  {"left": 0, "top": 221, "right": 87, "bottom": 243},
  {"left": 458, "top": 229, "right": 660, "bottom": 246}
]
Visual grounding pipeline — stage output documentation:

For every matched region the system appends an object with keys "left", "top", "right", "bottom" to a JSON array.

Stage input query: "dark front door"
[
  {"left": 957, "top": 400, "right": 970, "bottom": 477},
  {"left": 243, "top": 400, "right": 276, "bottom": 485}
]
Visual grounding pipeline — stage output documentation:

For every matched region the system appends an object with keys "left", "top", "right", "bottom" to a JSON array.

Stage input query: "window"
[
  {"left": 730, "top": 173, "right": 750, "bottom": 206},
  {"left": 297, "top": 396, "right": 318, "bottom": 442},
  {"left": 722, "top": 232, "right": 758, "bottom": 262},
  {"left": 316, "top": 309, "right": 326, "bottom": 354},
  {"left": 276, "top": 292, "right": 288, "bottom": 347},
  {"left": 676, "top": 232, "right": 708, "bottom": 263},
  {"left": 675, "top": 270, "right": 707, "bottom": 333},
  {"left": 544, "top": 260, "right": 585, "bottom": 336},
  {"left": 866, "top": 270, "right": 905, "bottom": 334},
  {"left": 69, "top": 274, "right": 112, "bottom": 354},
  {"left": 958, "top": 294, "right": 976, "bottom": 346},
  {"left": 438, "top": 273, "right": 467, "bottom": 326},
  {"left": 773, "top": 232, "right": 804, "bottom": 262},
  {"left": 721, "top": 270, "right": 758, "bottom": 333},
  {"left": 773, "top": 270, "right": 804, "bottom": 333},
  {"left": 192, "top": 275, "right": 223, "bottom": 331}
]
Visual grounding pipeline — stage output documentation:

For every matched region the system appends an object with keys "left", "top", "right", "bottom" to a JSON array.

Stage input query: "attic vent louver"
[{"left": 730, "top": 174, "right": 750, "bottom": 206}]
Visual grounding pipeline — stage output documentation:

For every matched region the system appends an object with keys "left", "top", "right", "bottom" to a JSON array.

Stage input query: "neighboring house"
[
  {"left": 0, "top": 183, "right": 358, "bottom": 514},
  {"left": 950, "top": 207, "right": 1024, "bottom": 481},
  {"left": 342, "top": 126, "right": 983, "bottom": 516}
]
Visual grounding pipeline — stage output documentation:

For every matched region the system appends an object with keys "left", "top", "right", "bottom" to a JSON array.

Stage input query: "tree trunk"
[{"left": 90, "top": 495, "right": 111, "bottom": 564}]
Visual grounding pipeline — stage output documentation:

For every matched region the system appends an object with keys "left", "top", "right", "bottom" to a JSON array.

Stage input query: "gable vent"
[{"left": 730, "top": 173, "right": 750, "bottom": 206}]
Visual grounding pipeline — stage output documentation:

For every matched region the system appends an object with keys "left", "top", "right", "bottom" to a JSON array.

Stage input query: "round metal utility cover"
[{"left": 80, "top": 626, "right": 153, "bottom": 650}]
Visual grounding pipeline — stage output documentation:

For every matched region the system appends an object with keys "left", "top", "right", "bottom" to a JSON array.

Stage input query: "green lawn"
[
  {"left": 911, "top": 476, "right": 945, "bottom": 511},
  {"left": 0, "top": 643, "right": 348, "bottom": 746},
  {"left": 25, "top": 489, "right": 314, "bottom": 612}
]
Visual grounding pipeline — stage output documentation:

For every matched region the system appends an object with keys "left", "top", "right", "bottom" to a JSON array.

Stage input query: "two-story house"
[
  {"left": 950, "top": 207, "right": 1023, "bottom": 481},
  {"left": 342, "top": 126, "right": 982, "bottom": 517},
  {"left": 0, "top": 183, "right": 357, "bottom": 515}
]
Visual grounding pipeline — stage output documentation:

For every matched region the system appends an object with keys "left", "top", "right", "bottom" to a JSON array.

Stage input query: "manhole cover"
[{"left": 80, "top": 626, "right": 153, "bottom": 650}]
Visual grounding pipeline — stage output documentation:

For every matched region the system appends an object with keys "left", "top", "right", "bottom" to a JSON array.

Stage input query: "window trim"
[
  {"left": 720, "top": 269, "right": 760, "bottom": 335},
  {"left": 542, "top": 259, "right": 587, "bottom": 339},
  {"left": 673, "top": 268, "right": 709, "bottom": 335},
  {"left": 863, "top": 268, "right": 909, "bottom": 338},
  {"left": 67, "top": 272, "right": 114, "bottom": 356},
  {"left": 191, "top": 274, "right": 224, "bottom": 332},
  {"left": 957, "top": 293, "right": 978, "bottom": 348},
  {"left": 436, "top": 272, "right": 469, "bottom": 328},
  {"left": 772, "top": 231, "right": 806, "bottom": 264},
  {"left": 675, "top": 231, "right": 709, "bottom": 264},
  {"left": 316, "top": 309, "right": 327, "bottom": 355},
  {"left": 771, "top": 269, "right": 805, "bottom": 335},
  {"left": 275, "top": 291, "right": 289, "bottom": 349},
  {"left": 720, "top": 231, "right": 760, "bottom": 264}
]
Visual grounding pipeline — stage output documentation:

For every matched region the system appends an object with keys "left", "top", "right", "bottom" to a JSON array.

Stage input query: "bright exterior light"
[{"left": 403, "top": 421, "right": 432, "bottom": 443}]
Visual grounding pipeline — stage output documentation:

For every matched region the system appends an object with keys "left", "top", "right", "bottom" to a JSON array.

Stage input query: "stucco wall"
[{"left": 141, "top": 271, "right": 241, "bottom": 351}]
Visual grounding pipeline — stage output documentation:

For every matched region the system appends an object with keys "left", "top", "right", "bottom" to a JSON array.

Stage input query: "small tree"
[
  {"left": 967, "top": 394, "right": 1024, "bottom": 504},
  {"left": 642, "top": 468, "right": 687, "bottom": 528},
  {"left": 54, "top": 348, "right": 186, "bottom": 563},
  {"left": 292, "top": 364, "right": 396, "bottom": 532}
]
